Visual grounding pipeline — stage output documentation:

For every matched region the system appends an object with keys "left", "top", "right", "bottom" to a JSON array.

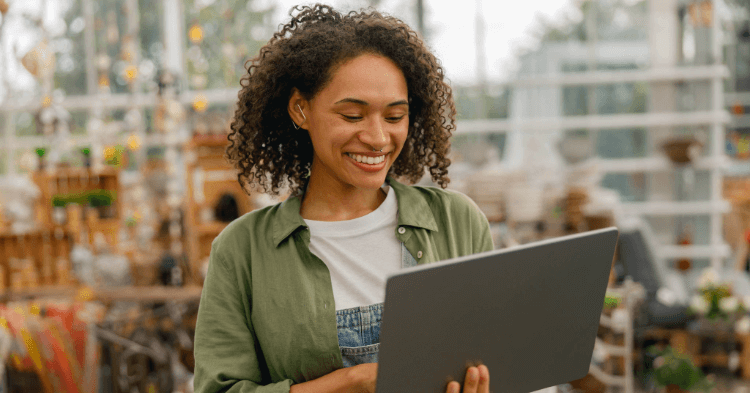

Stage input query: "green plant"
[
  {"left": 604, "top": 294, "right": 621, "bottom": 309},
  {"left": 647, "top": 345, "right": 715, "bottom": 393},
  {"left": 87, "top": 189, "right": 114, "bottom": 207},
  {"left": 50, "top": 189, "right": 115, "bottom": 208}
]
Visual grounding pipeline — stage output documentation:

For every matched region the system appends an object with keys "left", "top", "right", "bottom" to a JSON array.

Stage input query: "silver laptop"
[{"left": 376, "top": 227, "right": 619, "bottom": 393}]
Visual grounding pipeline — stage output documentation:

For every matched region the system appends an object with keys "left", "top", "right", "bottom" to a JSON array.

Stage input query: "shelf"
[
  {"left": 1, "top": 285, "right": 203, "bottom": 302},
  {"left": 197, "top": 222, "right": 228, "bottom": 236},
  {"left": 725, "top": 159, "right": 750, "bottom": 176},
  {"left": 187, "top": 136, "right": 229, "bottom": 148},
  {"left": 1, "top": 285, "right": 79, "bottom": 301},
  {"left": 454, "top": 110, "right": 730, "bottom": 134},
  {"left": 95, "top": 285, "right": 202, "bottom": 302},
  {"left": 568, "top": 156, "right": 731, "bottom": 174},
  {"left": 657, "top": 243, "right": 731, "bottom": 259},
  {"left": 33, "top": 166, "right": 119, "bottom": 179},
  {"left": 620, "top": 200, "right": 731, "bottom": 216}
]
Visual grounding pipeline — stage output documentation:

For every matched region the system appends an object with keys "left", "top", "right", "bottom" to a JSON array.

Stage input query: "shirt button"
[
  {"left": 398, "top": 227, "right": 406, "bottom": 234},
  {"left": 417, "top": 251, "right": 423, "bottom": 258},
  {"left": 324, "top": 302, "right": 328, "bottom": 309}
]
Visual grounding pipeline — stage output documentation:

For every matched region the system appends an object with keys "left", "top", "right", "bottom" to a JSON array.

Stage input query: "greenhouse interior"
[{"left": 2, "top": 0, "right": 750, "bottom": 392}]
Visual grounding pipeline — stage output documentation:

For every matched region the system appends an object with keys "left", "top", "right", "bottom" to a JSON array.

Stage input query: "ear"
[{"left": 288, "top": 89, "right": 309, "bottom": 130}]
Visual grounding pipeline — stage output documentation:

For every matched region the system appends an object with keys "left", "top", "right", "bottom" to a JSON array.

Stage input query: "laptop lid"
[{"left": 376, "top": 227, "right": 618, "bottom": 393}]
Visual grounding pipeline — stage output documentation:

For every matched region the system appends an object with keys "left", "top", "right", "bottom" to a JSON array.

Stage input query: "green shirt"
[{"left": 193, "top": 176, "right": 494, "bottom": 393}]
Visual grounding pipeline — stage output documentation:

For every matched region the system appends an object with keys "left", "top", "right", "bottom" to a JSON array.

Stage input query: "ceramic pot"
[{"left": 661, "top": 137, "right": 703, "bottom": 164}]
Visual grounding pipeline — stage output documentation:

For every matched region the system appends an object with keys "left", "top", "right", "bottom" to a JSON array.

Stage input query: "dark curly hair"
[{"left": 226, "top": 3, "right": 456, "bottom": 196}]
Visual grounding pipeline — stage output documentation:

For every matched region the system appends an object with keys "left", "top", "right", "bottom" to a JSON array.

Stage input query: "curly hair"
[{"left": 226, "top": 3, "right": 456, "bottom": 197}]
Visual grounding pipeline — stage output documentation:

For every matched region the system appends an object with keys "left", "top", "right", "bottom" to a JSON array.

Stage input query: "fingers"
[
  {"left": 462, "top": 367, "right": 480, "bottom": 393},
  {"left": 453, "top": 365, "right": 489, "bottom": 393},
  {"left": 477, "top": 365, "right": 490, "bottom": 393},
  {"left": 446, "top": 381, "right": 460, "bottom": 393},
  {"left": 446, "top": 365, "right": 491, "bottom": 393}
]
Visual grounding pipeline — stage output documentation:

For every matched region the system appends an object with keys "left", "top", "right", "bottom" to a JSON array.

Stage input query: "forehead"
[{"left": 316, "top": 53, "right": 408, "bottom": 104}]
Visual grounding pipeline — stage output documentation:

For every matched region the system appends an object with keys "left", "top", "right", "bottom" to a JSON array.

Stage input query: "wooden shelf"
[
  {"left": 187, "top": 136, "right": 229, "bottom": 148},
  {"left": 1, "top": 285, "right": 203, "bottom": 302},
  {"left": 197, "top": 222, "right": 228, "bottom": 236},
  {"left": 95, "top": 285, "right": 202, "bottom": 302},
  {"left": 1, "top": 285, "right": 79, "bottom": 301},
  {"left": 40, "top": 166, "right": 119, "bottom": 179}
]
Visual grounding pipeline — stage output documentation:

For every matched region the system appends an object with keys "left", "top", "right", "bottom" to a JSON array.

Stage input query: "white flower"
[
  {"left": 720, "top": 297, "right": 740, "bottom": 313},
  {"left": 653, "top": 356, "right": 665, "bottom": 368},
  {"left": 690, "top": 295, "right": 709, "bottom": 315},
  {"left": 729, "top": 351, "right": 741, "bottom": 372},
  {"left": 656, "top": 288, "right": 678, "bottom": 306},
  {"left": 697, "top": 268, "right": 721, "bottom": 289},
  {"left": 611, "top": 309, "right": 629, "bottom": 332},
  {"left": 736, "top": 316, "right": 750, "bottom": 334}
]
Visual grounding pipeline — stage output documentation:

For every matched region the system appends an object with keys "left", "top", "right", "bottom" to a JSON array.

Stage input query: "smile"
[{"left": 346, "top": 153, "right": 386, "bottom": 165}]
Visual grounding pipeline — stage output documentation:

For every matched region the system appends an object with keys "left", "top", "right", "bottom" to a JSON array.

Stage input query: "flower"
[
  {"left": 743, "top": 296, "right": 750, "bottom": 309},
  {"left": 697, "top": 268, "right": 720, "bottom": 289},
  {"left": 654, "top": 356, "right": 665, "bottom": 368},
  {"left": 720, "top": 296, "right": 740, "bottom": 313},
  {"left": 736, "top": 316, "right": 750, "bottom": 334},
  {"left": 690, "top": 295, "right": 709, "bottom": 315}
]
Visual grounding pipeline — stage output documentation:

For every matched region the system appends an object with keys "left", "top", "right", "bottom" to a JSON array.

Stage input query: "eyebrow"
[{"left": 334, "top": 98, "right": 409, "bottom": 107}]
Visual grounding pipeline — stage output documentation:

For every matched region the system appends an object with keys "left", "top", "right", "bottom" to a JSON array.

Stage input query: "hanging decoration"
[
  {"left": 21, "top": 40, "right": 56, "bottom": 79},
  {"left": 188, "top": 23, "right": 204, "bottom": 45},
  {"left": 192, "top": 94, "right": 208, "bottom": 113}
]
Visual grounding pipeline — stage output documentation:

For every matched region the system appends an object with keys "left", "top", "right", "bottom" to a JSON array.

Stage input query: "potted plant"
[
  {"left": 647, "top": 345, "right": 715, "bottom": 393},
  {"left": 81, "top": 147, "right": 91, "bottom": 168},
  {"left": 688, "top": 268, "right": 747, "bottom": 331},
  {"left": 87, "top": 189, "right": 116, "bottom": 219},
  {"left": 35, "top": 147, "right": 46, "bottom": 170},
  {"left": 661, "top": 137, "right": 703, "bottom": 165}
]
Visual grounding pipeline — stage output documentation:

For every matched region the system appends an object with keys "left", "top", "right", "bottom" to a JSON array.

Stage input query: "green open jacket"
[{"left": 193, "top": 176, "right": 494, "bottom": 393}]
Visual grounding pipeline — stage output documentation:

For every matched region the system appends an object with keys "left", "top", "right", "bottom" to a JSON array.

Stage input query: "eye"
[
  {"left": 341, "top": 115, "right": 363, "bottom": 122},
  {"left": 386, "top": 116, "right": 406, "bottom": 123}
]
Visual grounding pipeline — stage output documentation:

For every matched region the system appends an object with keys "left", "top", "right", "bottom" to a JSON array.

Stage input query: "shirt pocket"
[{"left": 340, "top": 343, "right": 380, "bottom": 368}]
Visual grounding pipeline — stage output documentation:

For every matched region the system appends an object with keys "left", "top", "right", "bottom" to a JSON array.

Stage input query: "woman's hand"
[{"left": 446, "top": 365, "right": 490, "bottom": 393}]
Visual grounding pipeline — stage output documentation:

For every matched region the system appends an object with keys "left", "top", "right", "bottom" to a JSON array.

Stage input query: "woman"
[{"left": 194, "top": 4, "right": 493, "bottom": 392}]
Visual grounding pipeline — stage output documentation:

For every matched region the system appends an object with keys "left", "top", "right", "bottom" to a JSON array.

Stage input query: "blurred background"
[{"left": 1, "top": 0, "right": 750, "bottom": 392}]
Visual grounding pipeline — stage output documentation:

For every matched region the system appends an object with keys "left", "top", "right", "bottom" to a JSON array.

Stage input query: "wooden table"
[{"left": 643, "top": 327, "right": 750, "bottom": 380}]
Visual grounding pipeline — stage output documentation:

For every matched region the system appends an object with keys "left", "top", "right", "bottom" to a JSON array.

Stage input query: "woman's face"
[{"left": 291, "top": 53, "right": 409, "bottom": 193}]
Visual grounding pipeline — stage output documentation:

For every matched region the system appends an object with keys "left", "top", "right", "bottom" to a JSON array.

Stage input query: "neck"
[{"left": 300, "top": 170, "right": 387, "bottom": 222}]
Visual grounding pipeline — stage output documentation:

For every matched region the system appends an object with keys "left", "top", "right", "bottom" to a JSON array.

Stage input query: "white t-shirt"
[{"left": 303, "top": 186, "right": 402, "bottom": 310}]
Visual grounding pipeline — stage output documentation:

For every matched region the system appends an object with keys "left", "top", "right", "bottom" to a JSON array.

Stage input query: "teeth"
[{"left": 348, "top": 153, "right": 385, "bottom": 165}]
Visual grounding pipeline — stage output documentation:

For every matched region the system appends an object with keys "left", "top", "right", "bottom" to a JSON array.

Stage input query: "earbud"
[{"left": 296, "top": 104, "right": 307, "bottom": 122}]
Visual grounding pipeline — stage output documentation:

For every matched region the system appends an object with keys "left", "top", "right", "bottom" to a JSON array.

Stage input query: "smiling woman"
[
  {"left": 225, "top": 4, "right": 455, "bottom": 199},
  {"left": 194, "top": 4, "right": 494, "bottom": 393}
]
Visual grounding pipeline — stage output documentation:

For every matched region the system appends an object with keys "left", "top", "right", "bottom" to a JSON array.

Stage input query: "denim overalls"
[{"left": 336, "top": 242, "right": 418, "bottom": 367}]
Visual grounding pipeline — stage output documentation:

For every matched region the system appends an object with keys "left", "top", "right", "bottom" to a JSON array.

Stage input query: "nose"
[{"left": 359, "top": 117, "right": 389, "bottom": 151}]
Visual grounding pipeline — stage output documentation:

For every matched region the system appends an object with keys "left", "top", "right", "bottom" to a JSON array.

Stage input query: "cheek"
[{"left": 394, "top": 125, "right": 409, "bottom": 147}]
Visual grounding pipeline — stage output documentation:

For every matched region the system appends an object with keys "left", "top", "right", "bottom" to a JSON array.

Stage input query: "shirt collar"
[{"left": 271, "top": 176, "right": 438, "bottom": 247}]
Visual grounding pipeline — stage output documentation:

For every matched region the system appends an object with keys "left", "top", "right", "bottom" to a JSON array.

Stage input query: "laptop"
[{"left": 376, "top": 227, "right": 619, "bottom": 393}]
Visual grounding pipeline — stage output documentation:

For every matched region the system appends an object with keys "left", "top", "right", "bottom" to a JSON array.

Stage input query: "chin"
[{"left": 350, "top": 175, "right": 387, "bottom": 190}]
